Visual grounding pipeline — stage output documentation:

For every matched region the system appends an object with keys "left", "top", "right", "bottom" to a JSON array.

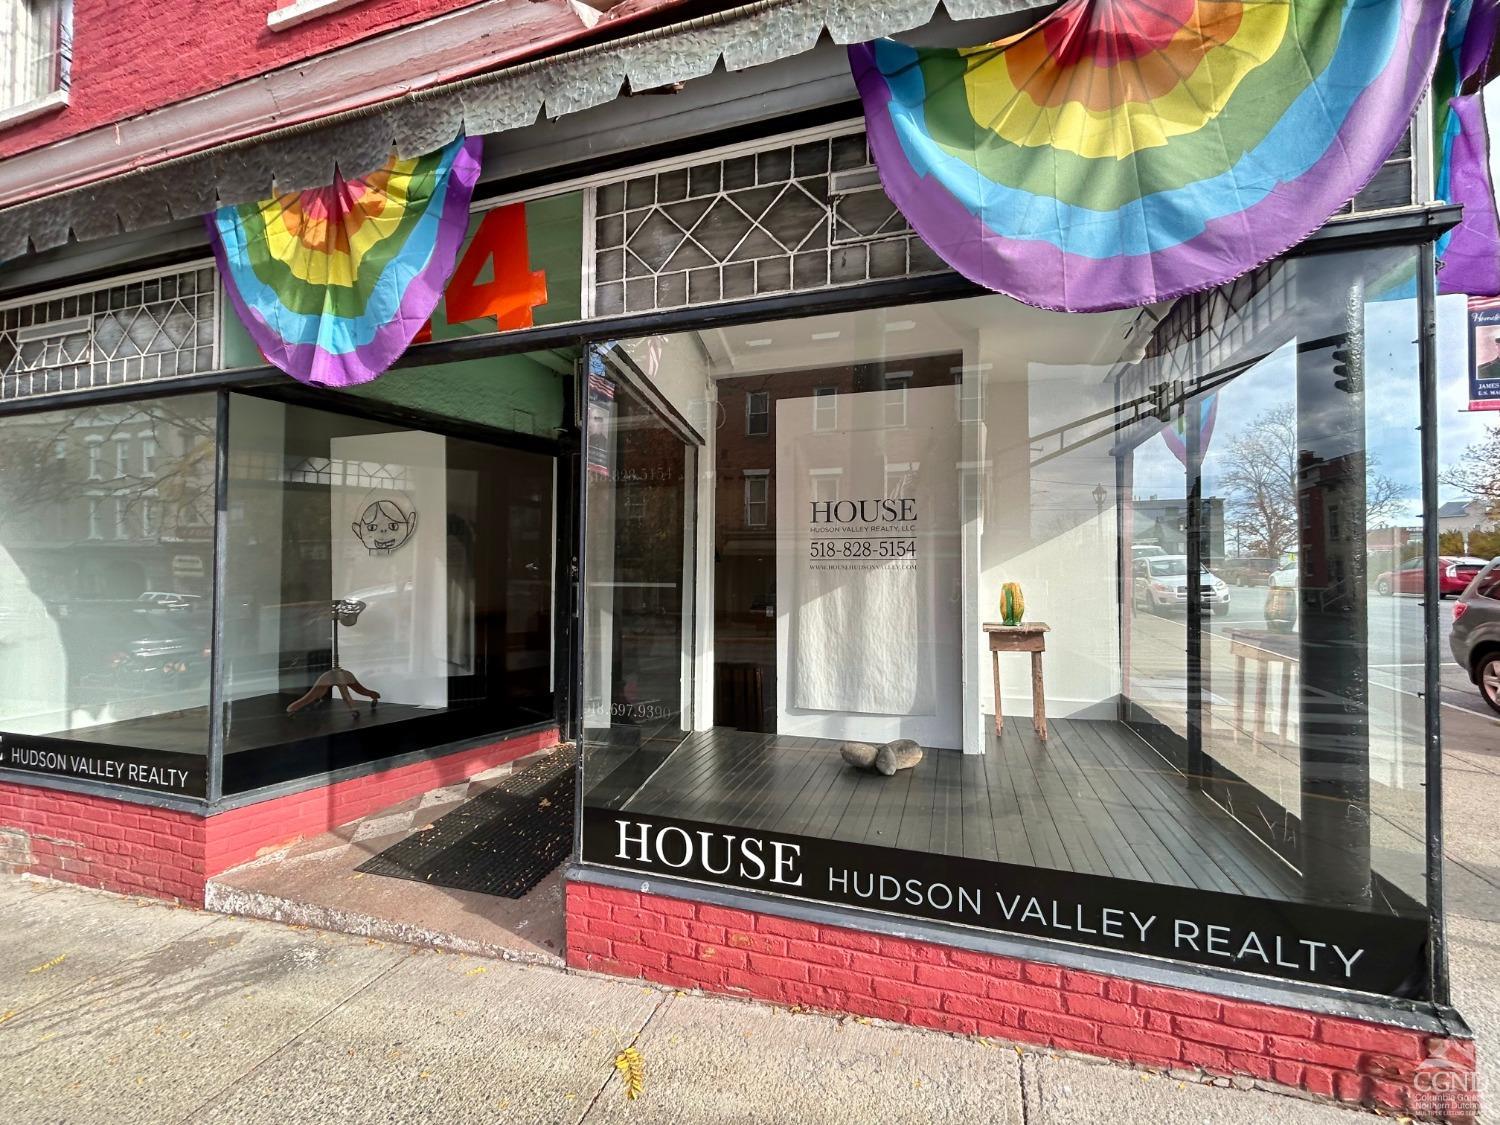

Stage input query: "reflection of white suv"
[{"left": 1133, "top": 555, "right": 1231, "bottom": 613}]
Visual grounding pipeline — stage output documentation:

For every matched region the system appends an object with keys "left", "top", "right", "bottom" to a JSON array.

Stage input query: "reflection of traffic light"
[{"left": 1331, "top": 337, "right": 1355, "bottom": 393}]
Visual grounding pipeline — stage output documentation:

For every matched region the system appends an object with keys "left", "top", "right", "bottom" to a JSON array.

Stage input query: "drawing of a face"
[{"left": 353, "top": 498, "right": 418, "bottom": 555}]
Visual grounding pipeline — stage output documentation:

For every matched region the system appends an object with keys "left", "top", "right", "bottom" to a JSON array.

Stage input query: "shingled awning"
[{"left": 0, "top": 0, "right": 1042, "bottom": 263}]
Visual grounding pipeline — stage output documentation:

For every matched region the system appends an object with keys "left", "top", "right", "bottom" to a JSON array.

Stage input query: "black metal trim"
[
  {"left": 206, "top": 389, "right": 230, "bottom": 804},
  {"left": 0, "top": 369, "right": 278, "bottom": 419},
  {"left": 229, "top": 380, "right": 566, "bottom": 457},
  {"left": 0, "top": 768, "right": 208, "bottom": 813},
  {"left": 570, "top": 348, "right": 595, "bottom": 863},
  {"left": 1289, "top": 205, "right": 1463, "bottom": 255},
  {"left": 1417, "top": 239, "right": 1449, "bottom": 1007},
  {"left": 205, "top": 718, "right": 559, "bottom": 813},
  {"left": 566, "top": 862, "right": 1473, "bottom": 1037}
]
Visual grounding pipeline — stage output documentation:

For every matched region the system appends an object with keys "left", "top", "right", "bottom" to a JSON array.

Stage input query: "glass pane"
[
  {"left": 220, "top": 393, "right": 555, "bottom": 794},
  {"left": 578, "top": 250, "right": 1430, "bottom": 997},
  {"left": 0, "top": 395, "right": 217, "bottom": 796},
  {"left": 582, "top": 351, "right": 697, "bottom": 805}
]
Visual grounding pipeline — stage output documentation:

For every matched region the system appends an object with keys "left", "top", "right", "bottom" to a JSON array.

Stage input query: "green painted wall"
[{"left": 217, "top": 191, "right": 584, "bottom": 436}]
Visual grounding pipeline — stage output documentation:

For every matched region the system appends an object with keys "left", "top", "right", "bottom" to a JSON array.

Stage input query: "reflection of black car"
[{"left": 53, "top": 600, "right": 211, "bottom": 694}]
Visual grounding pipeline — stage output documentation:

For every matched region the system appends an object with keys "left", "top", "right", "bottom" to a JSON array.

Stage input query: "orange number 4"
[{"left": 443, "top": 202, "right": 548, "bottom": 330}]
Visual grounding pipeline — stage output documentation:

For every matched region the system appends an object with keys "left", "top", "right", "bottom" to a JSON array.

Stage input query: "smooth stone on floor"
[
  {"left": 875, "top": 739, "right": 924, "bottom": 777},
  {"left": 839, "top": 742, "right": 878, "bottom": 770},
  {"left": 583, "top": 989, "right": 1024, "bottom": 1125},
  {"left": 205, "top": 946, "right": 664, "bottom": 1125}
]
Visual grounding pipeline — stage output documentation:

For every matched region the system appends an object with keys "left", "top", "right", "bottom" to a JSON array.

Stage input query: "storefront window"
[
  {"left": 0, "top": 395, "right": 217, "bottom": 797},
  {"left": 221, "top": 393, "right": 555, "bottom": 793},
  {"left": 580, "top": 245, "right": 1432, "bottom": 998}
]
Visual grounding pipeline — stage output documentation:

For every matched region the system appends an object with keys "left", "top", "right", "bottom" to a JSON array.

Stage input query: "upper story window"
[
  {"left": 745, "top": 391, "right": 769, "bottom": 436},
  {"left": 1, "top": 0, "right": 70, "bottom": 124}
]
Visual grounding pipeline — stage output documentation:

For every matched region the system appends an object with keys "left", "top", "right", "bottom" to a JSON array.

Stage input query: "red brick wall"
[
  {"left": 202, "top": 725, "right": 557, "bottom": 874},
  {"left": 0, "top": 785, "right": 205, "bottom": 902},
  {"left": 0, "top": 726, "right": 557, "bottom": 904},
  {"left": 566, "top": 881, "right": 1479, "bottom": 1120},
  {"left": 0, "top": 0, "right": 486, "bottom": 157}
]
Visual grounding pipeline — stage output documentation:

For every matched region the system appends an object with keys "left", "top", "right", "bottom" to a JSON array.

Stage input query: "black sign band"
[
  {"left": 0, "top": 732, "right": 205, "bottom": 797},
  {"left": 582, "top": 806, "right": 1427, "bottom": 997}
]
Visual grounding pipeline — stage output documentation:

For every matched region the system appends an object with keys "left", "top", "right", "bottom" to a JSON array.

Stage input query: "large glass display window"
[
  {"left": 0, "top": 395, "right": 218, "bottom": 796},
  {"left": 579, "top": 244, "right": 1435, "bottom": 999},
  {"left": 221, "top": 393, "right": 556, "bottom": 793}
]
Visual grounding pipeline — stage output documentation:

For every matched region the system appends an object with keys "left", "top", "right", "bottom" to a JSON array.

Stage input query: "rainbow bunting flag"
[
  {"left": 1435, "top": 0, "right": 1500, "bottom": 297},
  {"left": 207, "top": 135, "right": 482, "bottom": 387},
  {"left": 850, "top": 1, "right": 1445, "bottom": 314},
  {"left": 1161, "top": 394, "right": 1219, "bottom": 468}
]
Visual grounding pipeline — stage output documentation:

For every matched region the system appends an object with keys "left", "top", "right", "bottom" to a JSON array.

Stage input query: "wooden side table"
[{"left": 984, "top": 623, "right": 1050, "bottom": 742}]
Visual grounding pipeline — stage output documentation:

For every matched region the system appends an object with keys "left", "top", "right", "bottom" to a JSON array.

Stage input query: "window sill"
[
  {"left": 0, "top": 89, "right": 68, "bottom": 132},
  {"left": 266, "top": 0, "right": 366, "bottom": 31}
]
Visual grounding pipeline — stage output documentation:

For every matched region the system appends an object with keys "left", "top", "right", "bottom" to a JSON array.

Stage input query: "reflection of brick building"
[
  {"left": 711, "top": 355, "right": 958, "bottom": 730},
  {"left": 1296, "top": 451, "right": 1369, "bottom": 599},
  {"left": 0, "top": 404, "right": 215, "bottom": 604}
]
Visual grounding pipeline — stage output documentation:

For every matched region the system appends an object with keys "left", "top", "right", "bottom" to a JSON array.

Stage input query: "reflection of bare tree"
[
  {"left": 0, "top": 401, "right": 215, "bottom": 538},
  {"left": 1440, "top": 423, "right": 1500, "bottom": 514},
  {"left": 1219, "top": 405, "right": 1406, "bottom": 557}
]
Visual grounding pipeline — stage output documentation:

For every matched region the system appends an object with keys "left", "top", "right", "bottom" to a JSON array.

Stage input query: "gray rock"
[
  {"left": 875, "top": 739, "right": 923, "bottom": 776},
  {"left": 840, "top": 742, "right": 878, "bottom": 769}
]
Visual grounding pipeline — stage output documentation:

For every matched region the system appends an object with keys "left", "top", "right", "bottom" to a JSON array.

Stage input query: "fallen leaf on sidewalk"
[
  {"left": 27, "top": 954, "right": 65, "bottom": 974},
  {"left": 614, "top": 1046, "right": 644, "bottom": 1100},
  {"left": 466, "top": 966, "right": 487, "bottom": 976}
]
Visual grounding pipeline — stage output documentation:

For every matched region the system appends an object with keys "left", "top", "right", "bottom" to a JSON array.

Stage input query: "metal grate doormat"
[{"left": 357, "top": 746, "right": 575, "bottom": 899}]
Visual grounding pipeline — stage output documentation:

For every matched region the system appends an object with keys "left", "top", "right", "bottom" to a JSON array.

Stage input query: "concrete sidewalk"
[{"left": 3, "top": 875, "right": 1392, "bottom": 1125}]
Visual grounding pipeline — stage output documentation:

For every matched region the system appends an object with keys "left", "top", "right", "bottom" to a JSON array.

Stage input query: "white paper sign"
[{"left": 775, "top": 386, "right": 962, "bottom": 748}]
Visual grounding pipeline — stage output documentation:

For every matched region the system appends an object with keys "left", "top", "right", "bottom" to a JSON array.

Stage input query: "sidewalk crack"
[
  {"left": 577, "top": 986, "right": 673, "bottom": 1122},
  {"left": 171, "top": 945, "right": 417, "bottom": 1125}
]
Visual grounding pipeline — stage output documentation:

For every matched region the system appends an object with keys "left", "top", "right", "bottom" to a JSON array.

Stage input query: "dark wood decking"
[{"left": 597, "top": 717, "right": 1306, "bottom": 902}]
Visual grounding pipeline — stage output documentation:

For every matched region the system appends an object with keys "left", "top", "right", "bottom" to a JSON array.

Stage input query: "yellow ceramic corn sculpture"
[{"left": 1000, "top": 581, "right": 1025, "bottom": 626}]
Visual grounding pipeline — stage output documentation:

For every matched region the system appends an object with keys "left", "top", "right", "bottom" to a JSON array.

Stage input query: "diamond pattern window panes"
[
  {"left": 1, "top": 266, "right": 219, "bottom": 404},
  {"left": 591, "top": 131, "right": 947, "bottom": 316}
]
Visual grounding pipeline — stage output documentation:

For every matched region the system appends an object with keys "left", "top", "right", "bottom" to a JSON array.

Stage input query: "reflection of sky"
[
  {"left": 1132, "top": 291, "right": 1492, "bottom": 528},
  {"left": 1132, "top": 82, "right": 1500, "bottom": 524}
]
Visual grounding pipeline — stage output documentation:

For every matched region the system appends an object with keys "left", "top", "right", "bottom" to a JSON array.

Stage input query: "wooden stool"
[{"left": 984, "top": 622, "right": 1050, "bottom": 742}]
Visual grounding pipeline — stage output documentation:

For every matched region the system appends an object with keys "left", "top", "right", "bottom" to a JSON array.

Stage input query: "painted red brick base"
[
  {"left": 566, "top": 881, "right": 1479, "bottom": 1120},
  {"left": 0, "top": 727, "right": 557, "bottom": 905}
]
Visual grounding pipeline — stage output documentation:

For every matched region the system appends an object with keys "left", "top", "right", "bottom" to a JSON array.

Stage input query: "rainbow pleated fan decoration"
[
  {"left": 1435, "top": 0, "right": 1500, "bottom": 297},
  {"left": 851, "top": 1, "right": 1446, "bottom": 314},
  {"left": 207, "top": 135, "right": 482, "bottom": 387},
  {"left": 1161, "top": 393, "right": 1219, "bottom": 467}
]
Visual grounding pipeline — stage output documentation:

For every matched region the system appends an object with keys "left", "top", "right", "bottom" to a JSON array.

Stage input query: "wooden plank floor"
[{"left": 614, "top": 717, "right": 1308, "bottom": 902}]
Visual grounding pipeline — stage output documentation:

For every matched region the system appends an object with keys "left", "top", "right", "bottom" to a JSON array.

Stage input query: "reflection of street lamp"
[{"left": 1092, "top": 483, "right": 1108, "bottom": 545}]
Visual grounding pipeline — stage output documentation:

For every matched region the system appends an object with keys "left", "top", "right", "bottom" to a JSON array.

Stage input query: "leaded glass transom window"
[
  {"left": 591, "top": 131, "right": 947, "bottom": 317},
  {"left": 0, "top": 265, "right": 218, "bottom": 404}
]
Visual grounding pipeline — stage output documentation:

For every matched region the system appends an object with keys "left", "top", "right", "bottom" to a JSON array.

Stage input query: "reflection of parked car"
[
  {"left": 137, "top": 591, "right": 204, "bottom": 610},
  {"left": 1220, "top": 557, "right": 1277, "bottom": 587},
  {"left": 1451, "top": 559, "right": 1500, "bottom": 714},
  {"left": 55, "top": 600, "right": 211, "bottom": 694},
  {"left": 1132, "top": 555, "right": 1230, "bottom": 614},
  {"left": 1375, "top": 556, "right": 1489, "bottom": 597}
]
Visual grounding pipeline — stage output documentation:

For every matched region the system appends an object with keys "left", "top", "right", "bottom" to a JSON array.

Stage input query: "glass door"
[{"left": 581, "top": 347, "right": 698, "bottom": 805}]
